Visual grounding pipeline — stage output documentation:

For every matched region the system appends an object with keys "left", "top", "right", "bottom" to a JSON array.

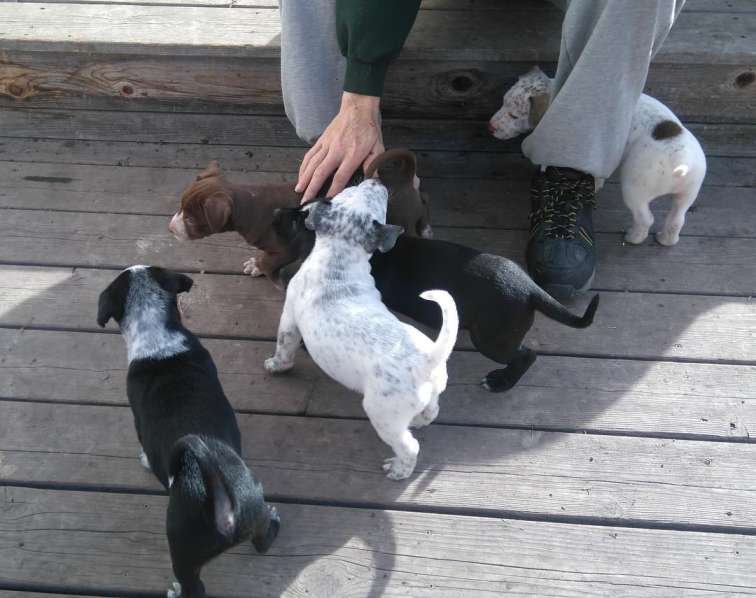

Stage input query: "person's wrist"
[{"left": 341, "top": 92, "right": 380, "bottom": 117}]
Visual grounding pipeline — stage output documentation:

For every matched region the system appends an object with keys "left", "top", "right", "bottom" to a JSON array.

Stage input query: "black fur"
[
  {"left": 97, "top": 267, "right": 279, "bottom": 598},
  {"left": 274, "top": 209, "right": 599, "bottom": 392}
]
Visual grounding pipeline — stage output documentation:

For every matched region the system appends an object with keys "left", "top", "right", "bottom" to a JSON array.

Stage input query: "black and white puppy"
[
  {"left": 97, "top": 265, "right": 279, "bottom": 598},
  {"left": 274, "top": 210, "right": 599, "bottom": 392}
]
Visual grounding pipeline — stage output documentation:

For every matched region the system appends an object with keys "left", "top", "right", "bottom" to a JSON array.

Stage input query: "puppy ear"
[
  {"left": 528, "top": 93, "right": 550, "bottom": 128},
  {"left": 252, "top": 504, "right": 280, "bottom": 554},
  {"left": 96, "top": 274, "right": 128, "bottom": 327},
  {"left": 372, "top": 221, "right": 404, "bottom": 253},
  {"left": 196, "top": 160, "right": 221, "bottom": 181},
  {"left": 97, "top": 287, "right": 120, "bottom": 327},
  {"left": 202, "top": 192, "right": 233, "bottom": 233},
  {"left": 150, "top": 267, "right": 194, "bottom": 295}
]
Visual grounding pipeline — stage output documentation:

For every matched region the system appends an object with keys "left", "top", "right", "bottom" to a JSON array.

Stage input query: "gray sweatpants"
[{"left": 279, "top": 0, "right": 685, "bottom": 179}]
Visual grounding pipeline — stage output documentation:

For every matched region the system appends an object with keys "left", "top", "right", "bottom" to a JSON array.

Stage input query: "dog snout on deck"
[{"left": 169, "top": 212, "right": 188, "bottom": 240}]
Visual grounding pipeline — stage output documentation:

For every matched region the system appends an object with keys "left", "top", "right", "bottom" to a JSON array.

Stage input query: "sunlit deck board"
[{"left": 1, "top": 1, "right": 755, "bottom": 595}]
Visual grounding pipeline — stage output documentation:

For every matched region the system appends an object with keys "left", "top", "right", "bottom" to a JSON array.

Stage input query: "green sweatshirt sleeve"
[{"left": 336, "top": 0, "right": 421, "bottom": 97}]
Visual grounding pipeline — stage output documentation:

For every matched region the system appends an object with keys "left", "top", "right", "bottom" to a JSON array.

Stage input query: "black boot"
[{"left": 526, "top": 166, "right": 597, "bottom": 301}]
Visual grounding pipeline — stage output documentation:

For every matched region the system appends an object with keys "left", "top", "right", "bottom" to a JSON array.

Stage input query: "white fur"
[
  {"left": 264, "top": 179, "right": 459, "bottom": 480},
  {"left": 139, "top": 448, "right": 151, "bottom": 471},
  {"left": 167, "top": 581, "right": 182, "bottom": 598},
  {"left": 489, "top": 66, "right": 707, "bottom": 246},
  {"left": 169, "top": 211, "right": 189, "bottom": 241},
  {"left": 121, "top": 266, "right": 189, "bottom": 363},
  {"left": 243, "top": 256, "right": 263, "bottom": 277}
]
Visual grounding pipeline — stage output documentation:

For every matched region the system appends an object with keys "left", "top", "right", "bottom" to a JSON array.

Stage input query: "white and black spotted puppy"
[
  {"left": 489, "top": 66, "right": 707, "bottom": 246},
  {"left": 264, "top": 179, "right": 459, "bottom": 480},
  {"left": 97, "top": 265, "right": 279, "bottom": 598}
]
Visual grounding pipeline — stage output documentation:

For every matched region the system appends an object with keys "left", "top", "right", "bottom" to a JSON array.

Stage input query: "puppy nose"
[{"left": 487, "top": 121, "right": 496, "bottom": 135}]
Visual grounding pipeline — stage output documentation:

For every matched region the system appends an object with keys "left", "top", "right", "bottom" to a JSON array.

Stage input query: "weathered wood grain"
[
  {"left": 5, "top": 487, "right": 756, "bottom": 598},
  {"left": 3, "top": 54, "right": 752, "bottom": 122},
  {"left": 2, "top": 328, "right": 755, "bottom": 439},
  {"left": 1, "top": 209, "right": 755, "bottom": 295},
  {"left": 1, "top": 6, "right": 751, "bottom": 63},
  {"left": 3, "top": 401, "right": 756, "bottom": 528},
  {"left": 2, "top": 110, "right": 754, "bottom": 160},
  {"left": 1, "top": 160, "right": 753, "bottom": 237},
  {"left": 6, "top": 0, "right": 751, "bottom": 11},
  {"left": 0, "top": 265, "right": 754, "bottom": 361},
  {"left": 0, "top": 329, "right": 312, "bottom": 414}
]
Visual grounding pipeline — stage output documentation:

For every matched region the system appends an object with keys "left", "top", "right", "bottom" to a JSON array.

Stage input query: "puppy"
[
  {"left": 273, "top": 209, "right": 598, "bottom": 392},
  {"left": 264, "top": 179, "right": 459, "bottom": 480},
  {"left": 169, "top": 160, "right": 303, "bottom": 281},
  {"left": 489, "top": 66, "right": 707, "bottom": 246},
  {"left": 364, "top": 148, "right": 432, "bottom": 239},
  {"left": 169, "top": 152, "right": 428, "bottom": 282},
  {"left": 97, "top": 266, "right": 279, "bottom": 598}
]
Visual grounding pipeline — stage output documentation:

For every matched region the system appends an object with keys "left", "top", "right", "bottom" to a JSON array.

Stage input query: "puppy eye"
[{"left": 508, "top": 112, "right": 518, "bottom": 119}]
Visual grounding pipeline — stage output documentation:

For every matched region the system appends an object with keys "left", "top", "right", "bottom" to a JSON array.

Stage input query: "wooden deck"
[{"left": 1, "top": 1, "right": 755, "bottom": 596}]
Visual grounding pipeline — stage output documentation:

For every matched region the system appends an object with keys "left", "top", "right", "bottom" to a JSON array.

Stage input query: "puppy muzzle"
[{"left": 169, "top": 212, "right": 189, "bottom": 240}]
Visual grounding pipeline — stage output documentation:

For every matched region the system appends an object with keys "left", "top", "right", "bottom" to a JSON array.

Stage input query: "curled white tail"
[{"left": 420, "top": 290, "right": 459, "bottom": 369}]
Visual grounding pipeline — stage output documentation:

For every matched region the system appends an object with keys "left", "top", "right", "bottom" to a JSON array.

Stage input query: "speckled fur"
[
  {"left": 264, "top": 179, "right": 459, "bottom": 480},
  {"left": 120, "top": 266, "right": 190, "bottom": 363},
  {"left": 489, "top": 66, "right": 707, "bottom": 246}
]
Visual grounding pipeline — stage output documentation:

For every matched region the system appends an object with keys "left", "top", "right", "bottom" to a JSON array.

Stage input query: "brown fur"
[
  {"left": 174, "top": 161, "right": 302, "bottom": 281},
  {"left": 173, "top": 153, "right": 430, "bottom": 283},
  {"left": 364, "top": 149, "right": 432, "bottom": 238},
  {"left": 652, "top": 120, "right": 683, "bottom": 140}
]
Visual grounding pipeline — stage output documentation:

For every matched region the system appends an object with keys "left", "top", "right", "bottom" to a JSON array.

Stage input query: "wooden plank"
[
  {"left": 1, "top": 161, "right": 753, "bottom": 237},
  {"left": 0, "top": 329, "right": 312, "bottom": 414},
  {"left": 1, "top": 209, "right": 755, "bottom": 295},
  {"left": 3, "top": 328, "right": 755, "bottom": 439},
  {"left": 2, "top": 110, "right": 754, "bottom": 160},
  {"left": 3, "top": 53, "right": 752, "bottom": 123},
  {"left": 5, "top": 487, "right": 756, "bottom": 598},
  {"left": 0, "top": 6, "right": 752, "bottom": 63},
  {"left": 3, "top": 124, "right": 755, "bottom": 170},
  {"left": 0, "top": 265, "right": 754, "bottom": 361},
  {"left": 3, "top": 401, "right": 756, "bottom": 528},
  {"left": 7, "top": 0, "right": 752, "bottom": 11}
]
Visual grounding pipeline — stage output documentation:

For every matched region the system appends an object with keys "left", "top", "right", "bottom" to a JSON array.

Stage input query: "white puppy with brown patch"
[
  {"left": 264, "top": 178, "right": 459, "bottom": 480},
  {"left": 489, "top": 66, "right": 707, "bottom": 246}
]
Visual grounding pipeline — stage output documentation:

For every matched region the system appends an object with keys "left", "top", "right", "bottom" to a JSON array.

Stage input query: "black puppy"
[
  {"left": 97, "top": 265, "right": 279, "bottom": 598},
  {"left": 274, "top": 209, "right": 598, "bottom": 392}
]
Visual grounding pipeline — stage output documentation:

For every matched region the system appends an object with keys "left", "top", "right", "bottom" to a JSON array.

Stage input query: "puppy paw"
[
  {"left": 624, "top": 227, "right": 649, "bottom": 245},
  {"left": 655, "top": 229, "right": 680, "bottom": 246},
  {"left": 382, "top": 457, "right": 414, "bottom": 480},
  {"left": 243, "top": 257, "right": 263, "bottom": 277},
  {"left": 410, "top": 412, "right": 434, "bottom": 429},
  {"left": 167, "top": 581, "right": 182, "bottom": 598},
  {"left": 138, "top": 449, "right": 151, "bottom": 471},
  {"left": 482, "top": 370, "right": 516, "bottom": 393},
  {"left": 264, "top": 356, "right": 294, "bottom": 374}
]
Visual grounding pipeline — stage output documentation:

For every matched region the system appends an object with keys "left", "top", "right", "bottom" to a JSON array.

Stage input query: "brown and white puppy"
[
  {"left": 170, "top": 151, "right": 431, "bottom": 282},
  {"left": 169, "top": 161, "right": 302, "bottom": 281},
  {"left": 364, "top": 148, "right": 432, "bottom": 239}
]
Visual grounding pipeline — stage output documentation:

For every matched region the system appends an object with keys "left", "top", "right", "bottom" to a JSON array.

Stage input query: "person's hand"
[{"left": 296, "top": 92, "right": 384, "bottom": 203}]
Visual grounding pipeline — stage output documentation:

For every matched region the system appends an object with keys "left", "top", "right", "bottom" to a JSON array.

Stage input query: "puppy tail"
[
  {"left": 532, "top": 291, "right": 600, "bottom": 329},
  {"left": 169, "top": 435, "right": 237, "bottom": 540},
  {"left": 420, "top": 290, "right": 459, "bottom": 368}
]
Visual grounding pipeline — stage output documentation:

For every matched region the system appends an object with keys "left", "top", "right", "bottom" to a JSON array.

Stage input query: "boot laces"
[{"left": 531, "top": 172, "right": 595, "bottom": 240}]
